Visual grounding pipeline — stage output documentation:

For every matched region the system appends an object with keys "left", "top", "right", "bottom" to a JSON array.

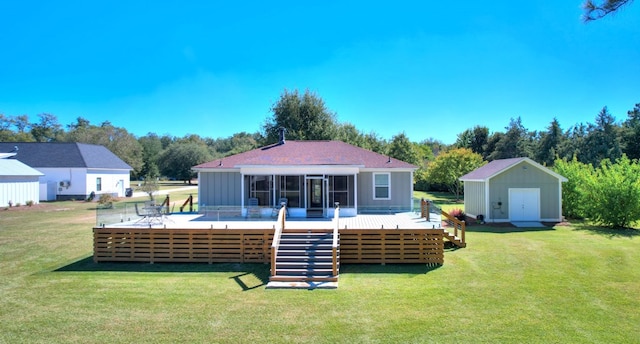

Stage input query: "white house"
[
  {"left": 0, "top": 143, "right": 132, "bottom": 201},
  {"left": 0, "top": 152, "right": 43, "bottom": 206}
]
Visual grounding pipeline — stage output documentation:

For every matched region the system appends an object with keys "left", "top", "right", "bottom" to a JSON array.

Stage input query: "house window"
[
  {"left": 373, "top": 173, "right": 390, "bottom": 200},
  {"left": 96, "top": 177, "right": 102, "bottom": 192},
  {"left": 329, "top": 175, "right": 354, "bottom": 207},
  {"left": 248, "top": 175, "right": 272, "bottom": 207},
  {"left": 279, "top": 175, "right": 301, "bottom": 208}
]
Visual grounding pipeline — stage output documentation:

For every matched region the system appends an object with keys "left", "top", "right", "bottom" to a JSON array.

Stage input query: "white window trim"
[{"left": 373, "top": 172, "right": 391, "bottom": 200}]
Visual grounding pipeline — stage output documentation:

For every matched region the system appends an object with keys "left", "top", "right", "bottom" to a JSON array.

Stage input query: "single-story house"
[
  {"left": 193, "top": 136, "right": 418, "bottom": 218},
  {"left": 459, "top": 157, "right": 568, "bottom": 223},
  {"left": 0, "top": 142, "right": 132, "bottom": 201},
  {"left": 0, "top": 152, "right": 44, "bottom": 207}
]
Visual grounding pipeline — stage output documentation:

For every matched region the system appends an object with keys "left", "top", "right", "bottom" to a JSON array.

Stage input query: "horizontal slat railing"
[
  {"left": 339, "top": 229, "right": 444, "bottom": 265},
  {"left": 94, "top": 228, "right": 444, "bottom": 265}
]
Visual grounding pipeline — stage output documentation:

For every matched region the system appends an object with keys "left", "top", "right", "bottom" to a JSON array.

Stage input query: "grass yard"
[
  {"left": 414, "top": 190, "right": 464, "bottom": 212},
  {"left": 1, "top": 194, "right": 639, "bottom": 343}
]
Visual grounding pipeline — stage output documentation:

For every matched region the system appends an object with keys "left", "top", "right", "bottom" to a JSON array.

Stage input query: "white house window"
[
  {"left": 373, "top": 173, "right": 390, "bottom": 200},
  {"left": 96, "top": 177, "right": 102, "bottom": 191}
]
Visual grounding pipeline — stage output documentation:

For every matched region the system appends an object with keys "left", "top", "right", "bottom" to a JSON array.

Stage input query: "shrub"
[
  {"left": 97, "top": 194, "right": 118, "bottom": 208},
  {"left": 26, "top": 200, "right": 34, "bottom": 207},
  {"left": 449, "top": 208, "right": 466, "bottom": 221}
]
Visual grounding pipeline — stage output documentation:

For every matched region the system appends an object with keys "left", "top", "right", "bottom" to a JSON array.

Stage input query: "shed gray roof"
[
  {"left": 0, "top": 142, "right": 132, "bottom": 170},
  {"left": 459, "top": 157, "right": 567, "bottom": 182}
]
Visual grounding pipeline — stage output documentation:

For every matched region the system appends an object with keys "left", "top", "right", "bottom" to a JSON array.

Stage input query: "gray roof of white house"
[{"left": 0, "top": 142, "right": 132, "bottom": 170}]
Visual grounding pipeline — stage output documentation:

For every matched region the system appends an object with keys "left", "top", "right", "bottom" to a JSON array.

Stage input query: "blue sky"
[{"left": 1, "top": 1, "right": 639, "bottom": 144}]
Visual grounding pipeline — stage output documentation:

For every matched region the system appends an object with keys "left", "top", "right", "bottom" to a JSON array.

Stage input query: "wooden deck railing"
[
  {"left": 332, "top": 207, "right": 340, "bottom": 276},
  {"left": 441, "top": 209, "right": 466, "bottom": 247},
  {"left": 339, "top": 229, "right": 444, "bottom": 264},
  {"left": 270, "top": 206, "right": 287, "bottom": 276}
]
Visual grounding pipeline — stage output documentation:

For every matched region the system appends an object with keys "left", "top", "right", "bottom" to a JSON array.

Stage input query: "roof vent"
[{"left": 278, "top": 127, "right": 287, "bottom": 145}]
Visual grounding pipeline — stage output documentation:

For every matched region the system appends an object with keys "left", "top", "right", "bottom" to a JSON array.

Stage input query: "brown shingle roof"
[{"left": 194, "top": 141, "right": 417, "bottom": 169}]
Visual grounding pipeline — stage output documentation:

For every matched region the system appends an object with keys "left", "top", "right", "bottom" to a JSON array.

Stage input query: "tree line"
[{"left": 1, "top": 90, "right": 638, "bottom": 183}]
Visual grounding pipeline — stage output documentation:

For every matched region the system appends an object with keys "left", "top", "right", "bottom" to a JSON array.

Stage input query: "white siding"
[{"left": 0, "top": 177, "right": 40, "bottom": 206}]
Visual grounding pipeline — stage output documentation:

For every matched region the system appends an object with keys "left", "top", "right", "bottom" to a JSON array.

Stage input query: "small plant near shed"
[
  {"left": 449, "top": 208, "right": 466, "bottom": 222},
  {"left": 26, "top": 200, "right": 34, "bottom": 207}
]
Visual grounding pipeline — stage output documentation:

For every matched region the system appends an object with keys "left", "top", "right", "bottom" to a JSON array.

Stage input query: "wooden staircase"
[
  {"left": 443, "top": 229, "right": 466, "bottom": 248},
  {"left": 269, "top": 230, "right": 339, "bottom": 284},
  {"left": 421, "top": 199, "right": 467, "bottom": 248}
]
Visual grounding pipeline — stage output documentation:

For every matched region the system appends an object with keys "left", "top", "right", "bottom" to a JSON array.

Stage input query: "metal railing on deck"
[
  {"left": 332, "top": 206, "right": 340, "bottom": 276},
  {"left": 270, "top": 206, "right": 286, "bottom": 277},
  {"left": 421, "top": 198, "right": 466, "bottom": 246}
]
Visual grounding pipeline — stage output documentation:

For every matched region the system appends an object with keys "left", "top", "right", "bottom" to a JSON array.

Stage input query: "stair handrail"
[
  {"left": 332, "top": 206, "right": 340, "bottom": 277},
  {"left": 270, "top": 205, "right": 287, "bottom": 277},
  {"left": 441, "top": 209, "right": 466, "bottom": 246}
]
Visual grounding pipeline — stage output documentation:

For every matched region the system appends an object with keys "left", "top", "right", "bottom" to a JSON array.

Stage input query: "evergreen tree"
[{"left": 536, "top": 118, "right": 564, "bottom": 166}]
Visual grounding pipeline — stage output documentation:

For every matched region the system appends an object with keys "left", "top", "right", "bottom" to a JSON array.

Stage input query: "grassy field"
[{"left": 1, "top": 191, "right": 639, "bottom": 343}]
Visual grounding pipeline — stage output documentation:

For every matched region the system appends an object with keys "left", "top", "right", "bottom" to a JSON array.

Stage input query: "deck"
[{"left": 93, "top": 211, "right": 445, "bottom": 265}]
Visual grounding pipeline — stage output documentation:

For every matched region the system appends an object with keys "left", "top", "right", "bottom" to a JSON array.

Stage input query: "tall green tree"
[
  {"left": 65, "top": 119, "right": 144, "bottom": 175},
  {"left": 488, "top": 117, "right": 532, "bottom": 160},
  {"left": 158, "top": 142, "right": 212, "bottom": 184},
  {"left": 582, "top": 0, "right": 634, "bottom": 21},
  {"left": 138, "top": 133, "right": 164, "bottom": 179},
  {"left": 388, "top": 132, "right": 422, "bottom": 166},
  {"left": 582, "top": 107, "right": 622, "bottom": 166},
  {"left": 621, "top": 103, "right": 640, "bottom": 160},
  {"left": 30, "top": 113, "right": 63, "bottom": 142},
  {"left": 426, "top": 148, "right": 485, "bottom": 200},
  {"left": 454, "top": 125, "right": 489, "bottom": 158},
  {"left": 262, "top": 89, "right": 338, "bottom": 144},
  {"left": 536, "top": 118, "right": 564, "bottom": 166}
]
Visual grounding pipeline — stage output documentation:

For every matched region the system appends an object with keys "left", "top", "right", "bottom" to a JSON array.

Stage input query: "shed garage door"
[{"left": 509, "top": 188, "right": 540, "bottom": 221}]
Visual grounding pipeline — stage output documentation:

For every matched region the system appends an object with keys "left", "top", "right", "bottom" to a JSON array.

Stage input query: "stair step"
[
  {"left": 269, "top": 275, "right": 339, "bottom": 283},
  {"left": 276, "top": 262, "right": 336, "bottom": 269},
  {"left": 276, "top": 255, "right": 335, "bottom": 261},
  {"left": 274, "top": 268, "right": 335, "bottom": 274},
  {"left": 278, "top": 248, "right": 333, "bottom": 257}
]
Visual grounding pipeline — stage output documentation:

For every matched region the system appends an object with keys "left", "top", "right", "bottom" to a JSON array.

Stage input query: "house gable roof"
[
  {"left": 0, "top": 142, "right": 132, "bottom": 170},
  {"left": 194, "top": 140, "right": 417, "bottom": 170},
  {"left": 459, "top": 157, "right": 567, "bottom": 182}
]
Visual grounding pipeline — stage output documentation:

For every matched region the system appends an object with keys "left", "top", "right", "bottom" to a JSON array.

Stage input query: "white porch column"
[
  {"left": 240, "top": 173, "right": 245, "bottom": 210},
  {"left": 354, "top": 173, "right": 358, "bottom": 212}
]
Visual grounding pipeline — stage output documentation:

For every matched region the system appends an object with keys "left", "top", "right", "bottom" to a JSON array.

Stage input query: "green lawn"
[{"left": 1, "top": 194, "right": 639, "bottom": 343}]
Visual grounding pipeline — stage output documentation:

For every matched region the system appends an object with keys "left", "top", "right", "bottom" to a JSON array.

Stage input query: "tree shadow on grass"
[
  {"left": 571, "top": 223, "right": 639, "bottom": 239},
  {"left": 54, "top": 257, "right": 271, "bottom": 291},
  {"left": 464, "top": 223, "right": 556, "bottom": 234}
]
